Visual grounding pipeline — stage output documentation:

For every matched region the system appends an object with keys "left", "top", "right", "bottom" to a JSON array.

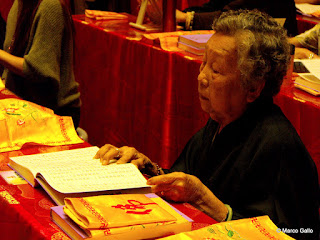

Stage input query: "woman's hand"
[
  {"left": 147, "top": 172, "right": 228, "bottom": 222},
  {"left": 294, "top": 47, "right": 320, "bottom": 59},
  {"left": 94, "top": 144, "right": 163, "bottom": 176},
  {"left": 147, "top": 172, "right": 203, "bottom": 202}
]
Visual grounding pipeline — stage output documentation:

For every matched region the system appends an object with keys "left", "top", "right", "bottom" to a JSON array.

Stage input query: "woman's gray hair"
[{"left": 212, "top": 9, "right": 291, "bottom": 98}]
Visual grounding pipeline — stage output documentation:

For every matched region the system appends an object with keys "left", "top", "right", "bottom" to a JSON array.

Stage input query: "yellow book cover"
[
  {"left": 158, "top": 215, "right": 295, "bottom": 240},
  {"left": 51, "top": 193, "right": 192, "bottom": 240}
]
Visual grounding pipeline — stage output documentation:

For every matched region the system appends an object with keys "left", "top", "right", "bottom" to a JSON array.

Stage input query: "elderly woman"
[{"left": 96, "top": 10, "right": 319, "bottom": 240}]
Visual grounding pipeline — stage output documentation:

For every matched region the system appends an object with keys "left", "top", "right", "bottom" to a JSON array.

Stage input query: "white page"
[
  {"left": 295, "top": 59, "right": 320, "bottom": 81},
  {"left": 296, "top": 3, "right": 320, "bottom": 15},
  {"left": 10, "top": 146, "right": 149, "bottom": 193}
]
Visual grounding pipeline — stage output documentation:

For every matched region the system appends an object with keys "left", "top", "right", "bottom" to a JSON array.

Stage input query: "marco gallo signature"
[{"left": 276, "top": 228, "right": 314, "bottom": 234}]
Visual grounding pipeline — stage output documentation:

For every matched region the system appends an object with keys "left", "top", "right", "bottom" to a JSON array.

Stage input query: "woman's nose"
[{"left": 198, "top": 71, "right": 209, "bottom": 88}]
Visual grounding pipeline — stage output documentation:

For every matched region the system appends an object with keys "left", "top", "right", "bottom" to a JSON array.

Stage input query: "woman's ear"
[{"left": 246, "top": 81, "right": 265, "bottom": 103}]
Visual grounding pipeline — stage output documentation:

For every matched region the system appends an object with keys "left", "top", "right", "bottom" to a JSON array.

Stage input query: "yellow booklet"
[
  {"left": 158, "top": 215, "right": 295, "bottom": 240},
  {"left": 51, "top": 193, "right": 193, "bottom": 240}
]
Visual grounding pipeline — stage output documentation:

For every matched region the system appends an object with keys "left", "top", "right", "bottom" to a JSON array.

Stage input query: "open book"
[
  {"left": 8, "top": 146, "right": 151, "bottom": 205},
  {"left": 294, "top": 59, "right": 320, "bottom": 96}
]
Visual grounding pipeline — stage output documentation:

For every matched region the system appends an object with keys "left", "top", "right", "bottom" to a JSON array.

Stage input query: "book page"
[
  {"left": 10, "top": 147, "right": 149, "bottom": 194},
  {"left": 295, "top": 59, "right": 320, "bottom": 80},
  {"left": 296, "top": 3, "right": 320, "bottom": 15}
]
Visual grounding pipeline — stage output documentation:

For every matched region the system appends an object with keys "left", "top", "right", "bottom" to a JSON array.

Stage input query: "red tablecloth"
[{"left": 275, "top": 77, "right": 320, "bottom": 182}]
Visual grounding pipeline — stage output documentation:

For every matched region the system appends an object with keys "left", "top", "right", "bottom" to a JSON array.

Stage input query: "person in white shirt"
[{"left": 289, "top": 24, "right": 320, "bottom": 59}]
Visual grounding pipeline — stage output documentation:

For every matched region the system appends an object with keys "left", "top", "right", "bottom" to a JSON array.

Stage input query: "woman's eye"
[{"left": 212, "top": 68, "right": 219, "bottom": 74}]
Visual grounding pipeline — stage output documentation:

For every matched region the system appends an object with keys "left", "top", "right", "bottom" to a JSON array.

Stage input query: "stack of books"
[
  {"left": 51, "top": 193, "right": 193, "bottom": 240},
  {"left": 177, "top": 34, "right": 213, "bottom": 55}
]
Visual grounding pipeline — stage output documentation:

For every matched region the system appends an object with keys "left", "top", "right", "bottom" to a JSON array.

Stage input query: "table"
[
  {"left": 73, "top": 15, "right": 320, "bottom": 182},
  {"left": 0, "top": 90, "right": 216, "bottom": 240}
]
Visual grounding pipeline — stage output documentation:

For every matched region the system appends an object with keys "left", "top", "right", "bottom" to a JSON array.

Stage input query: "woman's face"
[{"left": 198, "top": 33, "right": 250, "bottom": 129}]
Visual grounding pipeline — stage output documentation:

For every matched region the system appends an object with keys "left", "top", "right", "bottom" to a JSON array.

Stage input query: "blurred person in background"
[{"left": 0, "top": 0, "right": 81, "bottom": 128}]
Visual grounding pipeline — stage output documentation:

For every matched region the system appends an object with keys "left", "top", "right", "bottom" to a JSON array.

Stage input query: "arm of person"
[
  {"left": 294, "top": 47, "right": 320, "bottom": 59},
  {"left": 294, "top": 0, "right": 320, "bottom": 3},
  {"left": 0, "top": 49, "right": 24, "bottom": 76},
  {"left": 288, "top": 37, "right": 320, "bottom": 59}
]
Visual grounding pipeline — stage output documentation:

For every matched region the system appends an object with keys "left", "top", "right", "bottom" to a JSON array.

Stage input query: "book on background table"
[
  {"left": 51, "top": 193, "right": 193, "bottom": 240},
  {"left": 296, "top": 3, "right": 320, "bottom": 17},
  {"left": 8, "top": 146, "right": 151, "bottom": 205},
  {"left": 177, "top": 41, "right": 205, "bottom": 56},
  {"left": 294, "top": 59, "right": 320, "bottom": 96},
  {"left": 178, "top": 34, "right": 213, "bottom": 48}
]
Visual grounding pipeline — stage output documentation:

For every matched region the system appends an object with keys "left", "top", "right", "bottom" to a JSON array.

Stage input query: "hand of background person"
[
  {"left": 294, "top": 47, "right": 320, "bottom": 59},
  {"left": 176, "top": 9, "right": 187, "bottom": 23},
  {"left": 148, "top": 172, "right": 229, "bottom": 222},
  {"left": 94, "top": 144, "right": 163, "bottom": 176}
]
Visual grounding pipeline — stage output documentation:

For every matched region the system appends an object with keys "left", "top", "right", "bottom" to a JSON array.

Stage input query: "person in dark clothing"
[
  {"left": 95, "top": 10, "right": 319, "bottom": 240},
  {"left": 176, "top": 0, "right": 298, "bottom": 36}
]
